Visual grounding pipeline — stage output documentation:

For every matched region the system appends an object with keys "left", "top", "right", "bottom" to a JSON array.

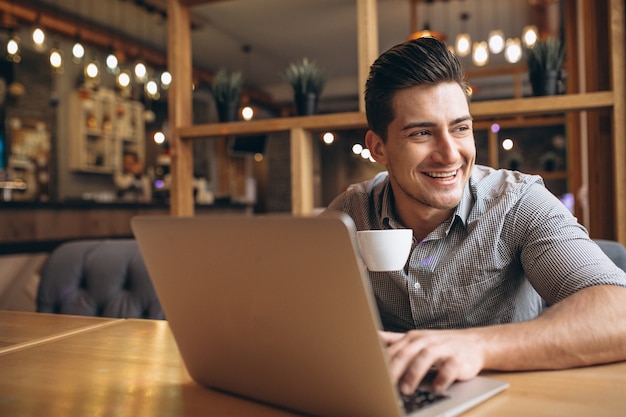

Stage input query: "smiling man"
[{"left": 326, "top": 37, "right": 626, "bottom": 396}]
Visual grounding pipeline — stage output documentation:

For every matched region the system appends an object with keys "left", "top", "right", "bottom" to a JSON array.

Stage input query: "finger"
[
  {"left": 431, "top": 361, "right": 457, "bottom": 394},
  {"left": 401, "top": 356, "right": 439, "bottom": 394},
  {"left": 379, "top": 331, "right": 404, "bottom": 345}
]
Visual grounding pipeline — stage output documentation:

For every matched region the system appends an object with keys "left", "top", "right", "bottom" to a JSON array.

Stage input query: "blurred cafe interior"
[{"left": 0, "top": 0, "right": 624, "bottom": 255}]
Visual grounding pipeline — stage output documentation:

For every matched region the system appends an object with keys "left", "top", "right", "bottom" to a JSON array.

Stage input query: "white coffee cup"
[{"left": 356, "top": 229, "right": 413, "bottom": 272}]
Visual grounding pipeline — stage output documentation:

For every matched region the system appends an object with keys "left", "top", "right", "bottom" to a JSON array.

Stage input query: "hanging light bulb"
[
  {"left": 241, "top": 106, "right": 254, "bottom": 121},
  {"left": 472, "top": 41, "right": 489, "bottom": 67},
  {"left": 504, "top": 38, "right": 523, "bottom": 63},
  {"left": 85, "top": 61, "right": 99, "bottom": 78},
  {"left": 72, "top": 38, "right": 85, "bottom": 63},
  {"left": 145, "top": 79, "right": 159, "bottom": 99},
  {"left": 488, "top": 30, "right": 505, "bottom": 54},
  {"left": 117, "top": 70, "right": 131, "bottom": 88},
  {"left": 456, "top": 33, "right": 471, "bottom": 57},
  {"left": 106, "top": 50, "right": 119, "bottom": 73},
  {"left": 455, "top": 12, "right": 471, "bottom": 57},
  {"left": 32, "top": 24, "right": 46, "bottom": 53},
  {"left": 153, "top": 131, "right": 166, "bottom": 144},
  {"left": 49, "top": 48, "right": 63, "bottom": 72},
  {"left": 160, "top": 71, "right": 172, "bottom": 88},
  {"left": 522, "top": 25, "right": 539, "bottom": 48},
  {"left": 134, "top": 61, "right": 147, "bottom": 82},
  {"left": 6, "top": 30, "right": 20, "bottom": 63}
]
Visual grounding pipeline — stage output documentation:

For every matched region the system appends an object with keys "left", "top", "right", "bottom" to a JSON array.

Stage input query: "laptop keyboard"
[{"left": 401, "top": 389, "right": 448, "bottom": 413}]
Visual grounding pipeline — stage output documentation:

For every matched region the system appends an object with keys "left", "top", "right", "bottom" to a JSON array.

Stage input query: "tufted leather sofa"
[{"left": 37, "top": 239, "right": 164, "bottom": 319}]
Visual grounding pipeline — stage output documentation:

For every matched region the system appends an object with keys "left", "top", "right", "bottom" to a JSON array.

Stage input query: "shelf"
[
  {"left": 470, "top": 91, "right": 614, "bottom": 118},
  {"left": 179, "top": 112, "right": 367, "bottom": 139},
  {"left": 178, "top": 92, "right": 614, "bottom": 141}
]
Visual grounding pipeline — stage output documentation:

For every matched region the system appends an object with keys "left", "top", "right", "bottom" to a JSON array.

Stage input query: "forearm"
[{"left": 477, "top": 285, "right": 626, "bottom": 371}]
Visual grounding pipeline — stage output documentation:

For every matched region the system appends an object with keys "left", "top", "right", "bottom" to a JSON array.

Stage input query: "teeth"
[{"left": 426, "top": 171, "right": 456, "bottom": 178}]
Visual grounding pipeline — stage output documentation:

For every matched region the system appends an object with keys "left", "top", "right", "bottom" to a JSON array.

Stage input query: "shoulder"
[
  {"left": 327, "top": 171, "right": 388, "bottom": 210},
  {"left": 471, "top": 165, "right": 545, "bottom": 201}
]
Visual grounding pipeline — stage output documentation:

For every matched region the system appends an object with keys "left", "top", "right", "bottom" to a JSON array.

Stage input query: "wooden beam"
[
  {"left": 179, "top": 112, "right": 367, "bottom": 139},
  {"left": 356, "top": 0, "right": 379, "bottom": 113},
  {"left": 470, "top": 92, "right": 614, "bottom": 118},
  {"left": 290, "top": 128, "right": 315, "bottom": 215},
  {"left": 167, "top": 0, "right": 194, "bottom": 217},
  {"left": 609, "top": 0, "right": 626, "bottom": 244}
]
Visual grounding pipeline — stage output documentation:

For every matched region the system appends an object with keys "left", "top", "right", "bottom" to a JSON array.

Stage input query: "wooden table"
[{"left": 1, "top": 311, "right": 625, "bottom": 416}]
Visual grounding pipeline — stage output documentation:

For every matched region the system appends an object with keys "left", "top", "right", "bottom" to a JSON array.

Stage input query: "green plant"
[
  {"left": 526, "top": 37, "right": 565, "bottom": 73},
  {"left": 283, "top": 58, "right": 327, "bottom": 96},
  {"left": 209, "top": 68, "right": 245, "bottom": 103}
]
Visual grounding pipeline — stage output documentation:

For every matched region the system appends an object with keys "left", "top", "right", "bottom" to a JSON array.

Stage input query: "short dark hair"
[{"left": 364, "top": 37, "right": 468, "bottom": 139}]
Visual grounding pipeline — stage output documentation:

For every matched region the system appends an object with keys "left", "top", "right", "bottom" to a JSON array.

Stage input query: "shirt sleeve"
[{"left": 510, "top": 182, "right": 626, "bottom": 304}]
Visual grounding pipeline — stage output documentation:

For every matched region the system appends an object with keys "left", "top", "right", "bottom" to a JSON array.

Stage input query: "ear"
[{"left": 366, "top": 130, "right": 387, "bottom": 165}]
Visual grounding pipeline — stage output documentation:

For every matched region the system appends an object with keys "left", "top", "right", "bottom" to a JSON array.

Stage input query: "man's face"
[{"left": 367, "top": 82, "right": 476, "bottom": 214}]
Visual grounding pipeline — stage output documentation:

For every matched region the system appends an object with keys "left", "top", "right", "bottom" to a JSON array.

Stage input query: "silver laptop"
[{"left": 131, "top": 213, "right": 508, "bottom": 417}]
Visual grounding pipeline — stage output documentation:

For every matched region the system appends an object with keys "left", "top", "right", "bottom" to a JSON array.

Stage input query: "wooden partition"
[{"left": 166, "top": 0, "right": 626, "bottom": 245}]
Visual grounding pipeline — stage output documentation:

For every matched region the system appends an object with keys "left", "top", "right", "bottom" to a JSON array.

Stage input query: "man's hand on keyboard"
[{"left": 380, "top": 329, "right": 485, "bottom": 395}]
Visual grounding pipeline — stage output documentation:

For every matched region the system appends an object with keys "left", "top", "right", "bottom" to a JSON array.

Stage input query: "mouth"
[{"left": 423, "top": 170, "right": 458, "bottom": 180}]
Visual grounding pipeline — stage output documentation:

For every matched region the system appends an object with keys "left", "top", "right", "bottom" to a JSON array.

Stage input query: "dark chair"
[{"left": 37, "top": 239, "right": 164, "bottom": 319}]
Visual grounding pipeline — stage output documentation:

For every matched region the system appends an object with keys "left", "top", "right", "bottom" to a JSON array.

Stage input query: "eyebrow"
[{"left": 400, "top": 115, "right": 473, "bottom": 132}]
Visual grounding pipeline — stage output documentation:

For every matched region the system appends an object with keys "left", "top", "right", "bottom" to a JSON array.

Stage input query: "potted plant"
[
  {"left": 525, "top": 37, "right": 565, "bottom": 96},
  {"left": 209, "top": 68, "right": 245, "bottom": 122},
  {"left": 283, "top": 58, "right": 327, "bottom": 116}
]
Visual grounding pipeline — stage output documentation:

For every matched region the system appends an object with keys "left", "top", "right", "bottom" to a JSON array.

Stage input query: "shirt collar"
[{"left": 379, "top": 173, "right": 475, "bottom": 231}]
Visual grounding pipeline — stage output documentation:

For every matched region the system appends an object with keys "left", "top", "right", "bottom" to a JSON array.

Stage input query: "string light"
[
  {"left": 488, "top": 30, "right": 505, "bottom": 54},
  {"left": 6, "top": 30, "right": 20, "bottom": 63},
  {"left": 160, "top": 71, "right": 172, "bottom": 88},
  {"left": 153, "top": 131, "right": 166, "bottom": 144},
  {"left": 455, "top": 12, "right": 471, "bottom": 57},
  {"left": 85, "top": 61, "right": 99, "bottom": 78},
  {"left": 117, "top": 70, "right": 131, "bottom": 88},
  {"left": 106, "top": 50, "right": 119, "bottom": 73},
  {"left": 522, "top": 25, "right": 539, "bottom": 48},
  {"left": 32, "top": 24, "right": 46, "bottom": 52},
  {"left": 472, "top": 41, "right": 489, "bottom": 66},
  {"left": 504, "top": 38, "right": 523, "bottom": 63},
  {"left": 241, "top": 106, "right": 254, "bottom": 121},
  {"left": 49, "top": 48, "right": 63, "bottom": 72},
  {"left": 72, "top": 39, "right": 85, "bottom": 62},
  {"left": 134, "top": 62, "right": 147, "bottom": 82}
]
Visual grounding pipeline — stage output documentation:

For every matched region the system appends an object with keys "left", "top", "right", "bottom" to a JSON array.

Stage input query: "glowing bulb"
[
  {"left": 117, "top": 71, "right": 131, "bottom": 87},
  {"left": 49, "top": 49, "right": 62, "bottom": 68},
  {"left": 472, "top": 41, "right": 489, "bottom": 67},
  {"left": 488, "top": 30, "right": 505, "bottom": 54},
  {"left": 72, "top": 42, "right": 85, "bottom": 59},
  {"left": 241, "top": 106, "right": 254, "bottom": 121},
  {"left": 86, "top": 62, "right": 99, "bottom": 78},
  {"left": 161, "top": 71, "right": 172, "bottom": 86},
  {"left": 322, "top": 132, "right": 335, "bottom": 144},
  {"left": 153, "top": 131, "right": 166, "bottom": 144},
  {"left": 504, "top": 38, "right": 523, "bottom": 63},
  {"left": 146, "top": 80, "right": 158, "bottom": 96},
  {"left": 522, "top": 25, "right": 538, "bottom": 48},
  {"left": 134, "top": 62, "right": 147, "bottom": 81},
  {"left": 352, "top": 143, "right": 363, "bottom": 154},
  {"left": 32, "top": 27, "right": 45, "bottom": 46},
  {"left": 7, "top": 39, "right": 19, "bottom": 55},
  {"left": 106, "top": 53, "right": 118, "bottom": 71},
  {"left": 361, "top": 149, "right": 371, "bottom": 159},
  {"left": 502, "top": 138, "right": 514, "bottom": 151},
  {"left": 455, "top": 33, "right": 471, "bottom": 57}
]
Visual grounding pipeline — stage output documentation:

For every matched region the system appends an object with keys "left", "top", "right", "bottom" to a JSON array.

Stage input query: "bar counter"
[{"left": 0, "top": 199, "right": 250, "bottom": 254}]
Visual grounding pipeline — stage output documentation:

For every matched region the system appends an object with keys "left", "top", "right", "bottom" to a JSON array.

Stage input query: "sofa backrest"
[{"left": 37, "top": 239, "right": 164, "bottom": 319}]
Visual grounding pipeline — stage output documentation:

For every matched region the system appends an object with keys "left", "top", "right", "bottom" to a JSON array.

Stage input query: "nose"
[{"left": 432, "top": 131, "right": 461, "bottom": 164}]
